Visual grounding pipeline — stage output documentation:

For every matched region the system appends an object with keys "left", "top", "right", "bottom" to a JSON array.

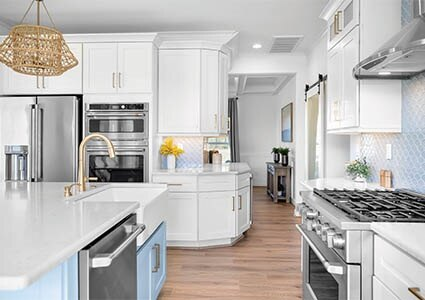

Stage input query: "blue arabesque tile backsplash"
[{"left": 360, "top": 0, "right": 425, "bottom": 193}]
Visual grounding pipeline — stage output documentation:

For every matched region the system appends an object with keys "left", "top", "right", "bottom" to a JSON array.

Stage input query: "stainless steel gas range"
[{"left": 297, "top": 189, "right": 425, "bottom": 300}]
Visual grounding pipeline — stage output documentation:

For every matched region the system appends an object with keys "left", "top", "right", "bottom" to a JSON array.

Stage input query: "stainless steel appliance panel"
[
  {"left": 35, "top": 96, "right": 80, "bottom": 182},
  {"left": 79, "top": 214, "right": 145, "bottom": 300}
]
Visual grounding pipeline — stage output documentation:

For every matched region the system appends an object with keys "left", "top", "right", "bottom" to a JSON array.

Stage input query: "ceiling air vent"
[{"left": 270, "top": 35, "right": 303, "bottom": 53}]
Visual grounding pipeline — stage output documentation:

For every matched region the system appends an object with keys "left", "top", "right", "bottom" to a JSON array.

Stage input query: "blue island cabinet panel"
[
  {"left": 0, "top": 254, "right": 78, "bottom": 300},
  {"left": 137, "top": 222, "right": 167, "bottom": 300}
]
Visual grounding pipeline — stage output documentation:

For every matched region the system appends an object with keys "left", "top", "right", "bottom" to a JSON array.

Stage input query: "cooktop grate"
[{"left": 313, "top": 189, "right": 425, "bottom": 222}]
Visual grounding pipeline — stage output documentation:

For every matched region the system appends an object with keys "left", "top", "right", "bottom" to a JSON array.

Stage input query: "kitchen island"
[
  {"left": 153, "top": 163, "right": 253, "bottom": 248},
  {"left": 0, "top": 182, "right": 168, "bottom": 300}
]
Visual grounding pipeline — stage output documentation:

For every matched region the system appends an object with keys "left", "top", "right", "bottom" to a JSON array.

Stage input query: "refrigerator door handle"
[
  {"left": 72, "top": 99, "right": 79, "bottom": 181},
  {"left": 30, "top": 104, "right": 42, "bottom": 182}
]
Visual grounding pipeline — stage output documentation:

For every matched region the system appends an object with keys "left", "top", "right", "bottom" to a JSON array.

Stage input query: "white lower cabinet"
[
  {"left": 373, "top": 276, "right": 399, "bottom": 300},
  {"left": 374, "top": 235, "right": 425, "bottom": 300},
  {"left": 199, "top": 191, "right": 236, "bottom": 240},
  {"left": 153, "top": 172, "right": 252, "bottom": 247},
  {"left": 166, "top": 192, "right": 198, "bottom": 241}
]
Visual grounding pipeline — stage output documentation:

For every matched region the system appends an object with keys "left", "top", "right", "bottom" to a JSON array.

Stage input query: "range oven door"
[
  {"left": 296, "top": 225, "right": 361, "bottom": 300},
  {"left": 86, "top": 145, "right": 148, "bottom": 183},
  {"left": 85, "top": 111, "right": 148, "bottom": 141}
]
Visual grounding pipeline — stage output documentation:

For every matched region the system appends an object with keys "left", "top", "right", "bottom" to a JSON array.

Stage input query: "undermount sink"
[{"left": 75, "top": 183, "right": 168, "bottom": 247}]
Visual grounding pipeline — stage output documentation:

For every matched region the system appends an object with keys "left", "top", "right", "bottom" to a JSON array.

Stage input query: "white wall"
[{"left": 238, "top": 94, "right": 279, "bottom": 186}]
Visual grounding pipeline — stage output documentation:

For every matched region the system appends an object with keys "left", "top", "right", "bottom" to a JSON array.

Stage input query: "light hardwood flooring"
[{"left": 159, "top": 187, "right": 302, "bottom": 300}]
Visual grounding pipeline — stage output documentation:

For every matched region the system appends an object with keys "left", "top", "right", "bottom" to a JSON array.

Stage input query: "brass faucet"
[{"left": 76, "top": 133, "right": 115, "bottom": 192}]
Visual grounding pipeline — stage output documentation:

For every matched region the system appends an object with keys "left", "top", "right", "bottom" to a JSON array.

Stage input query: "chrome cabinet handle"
[
  {"left": 238, "top": 195, "right": 242, "bottom": 210},
  {"left": 42, "top": 76, "right": 46, "bottom": 89},
  {"left": 227, "top": 117, "right": 231, "bottom": 131},
  {"left": 296, "top": 225, "right": 344, "bottom": 275},
  {"left": 36, "top": 76, "right": 40, "bottom": 89},
  {"left": 152, "top": 243, "right": 160, "bottom": 273},
  {"left": 214, "top": 114, "right": 218, "bottom": 129},
  {"left": 409, "top": 288, "right": 425, "bottom": 300},
  {"left": 112, "top": 72, "right": 116, "bottom": 88},
  {"left": 118, "top": 72, "right": 122, "bottom": 88},
  {"left": 91, "top": 224, "right": 145, "bottom": 268},
  {"left": 336, "top": 11, "right": 343, "bottom": 33},
  {"left": 232, "top": 196, "right": 235, "bottom": 211}
]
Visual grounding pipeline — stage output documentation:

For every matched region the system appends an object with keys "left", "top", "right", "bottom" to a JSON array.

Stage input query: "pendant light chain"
[
  {"left": 19, "top": 0, "right": 36, "bottom": 24},
  {"left": 41, "top": 1, "right": 57, "bottom": 28}
]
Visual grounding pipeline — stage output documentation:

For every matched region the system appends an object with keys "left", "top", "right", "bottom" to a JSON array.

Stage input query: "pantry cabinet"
[
  {"left": 158, "top": 48, "right": 229, "bottom": 135},
  {"left": 83, "top": 43, "right": 153, "bottom": 94},
  {"left": 0, "top": 43, "right": 83, "bottom": 95},
  {"left": 325, "top": 0, "right": 402, "bottom": 134}
]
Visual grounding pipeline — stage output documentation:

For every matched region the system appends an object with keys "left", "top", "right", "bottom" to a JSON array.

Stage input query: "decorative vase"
[
  {"left": 167, "top": 155, "right": 176, "bottom": 170},
  {"left": 281, "top": 154, "right": 289, "bottom": 166},
  {"left": 353, "top": 175, "right": 366, "bottom": 182},
  {"left": 273, "top": 153, "right": 280, "bottom": 163}
]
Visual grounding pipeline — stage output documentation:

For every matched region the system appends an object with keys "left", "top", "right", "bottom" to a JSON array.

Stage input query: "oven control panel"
[{"left": 87, "top": 103, "right": 149, "bottom": 111}]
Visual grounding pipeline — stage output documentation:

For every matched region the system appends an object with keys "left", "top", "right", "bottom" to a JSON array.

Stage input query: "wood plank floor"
[{"left": 159, "top": 187, "right": 302, "bottom": 300}]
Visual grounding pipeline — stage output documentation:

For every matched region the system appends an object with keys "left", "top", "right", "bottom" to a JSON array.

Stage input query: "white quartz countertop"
[
  {"left": 371, "top": 223, "right": 425, "bottom": 265},
  {"left": 152, "top": 162, "right": 251, "bottom": 176},
  {"left": 0, "top": 182, "right": 140, "bottom": 291},
  {"left": 300, "top": 177, "right": 388, "bottom": 191}
]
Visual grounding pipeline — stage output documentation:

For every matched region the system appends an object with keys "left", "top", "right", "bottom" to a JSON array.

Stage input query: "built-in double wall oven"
[{"left": 85, "top": 103, "right": 149, "bottom": 183}]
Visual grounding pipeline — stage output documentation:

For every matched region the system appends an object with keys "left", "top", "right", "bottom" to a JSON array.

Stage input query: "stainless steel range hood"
[{"left": 353, "top": 0, "right": 425, "bottom": 79}]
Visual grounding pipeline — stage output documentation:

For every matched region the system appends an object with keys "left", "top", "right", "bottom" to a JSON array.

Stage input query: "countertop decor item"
[
  {"left": 380, "top": 169, "right": 393, "bottom": 188},
  {"left": 0, "top": 0, "right": 78, "bottom": 77},
  {"left": 278, "top": 147, "right": 290, "bottom": 166},
  {"left": 160, "top": 137, "right": 184, "bottom": 170},
  {"left": 346, "top": 157, "right": 371, "bottom": 182},
  {"left": 271, "top": 147, "right": 280, "bottom": 163}
]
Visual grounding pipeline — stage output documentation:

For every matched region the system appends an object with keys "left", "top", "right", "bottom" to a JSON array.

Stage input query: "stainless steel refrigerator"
[{"left": 0, "top": 96, "right": 81, "bottom": 182}]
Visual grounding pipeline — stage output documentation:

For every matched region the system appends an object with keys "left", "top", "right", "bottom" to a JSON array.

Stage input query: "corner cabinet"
[
  {"left": 83, "top": 43, "right": 153, "bottom": 94},
  {"left": 0, "top": 43, "right": 83, "bottom": 95},
  {"left": 325, "top": 0, "right": 402, "bottom": 134},
  {"left": 158, "top": 48, "right": 229, "bottom": 135},
  {"left": 137, "top": 222, "right": 167, "bottom": 300}
]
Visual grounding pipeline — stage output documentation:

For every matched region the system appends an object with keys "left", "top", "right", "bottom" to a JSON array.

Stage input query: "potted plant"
[
  {"left": 271, "top": 147, "right": 280, "bottom": 163},
  {"left": 160, "top": 137, "right": 184, "bottom": 170},
  {"left": 279, "top": 147, "right": 290, "bottom": 166},
  {"left": 346, "top": 157, "right": 371, "bottom": 182}
]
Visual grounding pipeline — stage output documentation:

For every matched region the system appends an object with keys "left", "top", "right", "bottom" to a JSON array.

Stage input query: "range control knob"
[
  {"left": 332, "top": 234, "right": 346, "bottom": 250},
  {"left": 320, "top": 223, "right": 330, "bottom": 241},
  {"left": 305, "top": 209, "right": 319, "bottom": 220},
  {"left": 315, "top": 221, "right": 323, "bottom": 235},
  {"left": 296, "top": 203, "right": 307, "bottom": 216},
  {"left": 326, "top": 228, "right": 337, "bottom": 248}
]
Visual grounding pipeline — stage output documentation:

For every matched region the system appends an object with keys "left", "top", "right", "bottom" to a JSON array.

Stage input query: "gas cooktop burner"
[{"left": 313, "top": 188, "right": 425, "bottom": 222}]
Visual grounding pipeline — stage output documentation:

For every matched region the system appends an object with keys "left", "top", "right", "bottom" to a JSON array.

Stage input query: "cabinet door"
[
  {"left": 83, "top": 43, "right": 118, "bottom": 94},
  {"left": 373, "top": 276, "right": 400, "bottom": 300},
  {"left": 158, "top": 49, "right": 201, "bottom": 133},
  {"left": 118, "top": 43, "right": 153, "bottom": 93},
  {"left": 327, "top": 46, "right": 343, "bottom": 130},
  {"left": 150, "top": 223, "right": 167, "bottom": 300},
  {"left": 219, "top": 52, "right": 229, "bottom": 134},
  {"left": 237, "top": 186, "right": 251, "bottom": 235},
  {"left": 200, "top": 50, "right": 220, "bottom": 133},
  {"left": 166, "top": 192, "right": 198, "bottom": 241},
  {"left": 43, "top": 43, "right": 83, "bottom": 94},
  {"left": 0, "top": 65, "right": 38, "bottom": 95},
  {"left": 0, "top": 254, "right": 78, "bottom": 300},
  {"left": 199, "top": 191, "right": 236, "bottom": 240},
  {"left": 340, "top": 27, "right": 359, "bottom": 129},
  {"left": 137, "top": 242, "right": 153, "bottom": 300}
]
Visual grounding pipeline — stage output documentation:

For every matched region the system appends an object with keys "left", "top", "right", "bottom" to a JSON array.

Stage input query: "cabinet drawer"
[
  {"left": 236, "top": 173, "right": 251, "bottom": 190},
  {"left": 198, "top": 175, "right": 236, "bottom": 192},
  {"left": 373, "top": 276, "right": 399, "bottom": 300},
  {"left": 152, "top": 175, "right": 197, "bottom": 192},
  {"left": 374, "top": 235, "right": 425, "bottom": 300}
]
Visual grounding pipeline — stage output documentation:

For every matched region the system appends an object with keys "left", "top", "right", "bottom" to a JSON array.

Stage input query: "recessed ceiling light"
[
  {"left": 252, "top": 43, "right": 262, "bottom": 49},
  {"left": 379, "top": 71, "right": 392, "bottom": 75}
]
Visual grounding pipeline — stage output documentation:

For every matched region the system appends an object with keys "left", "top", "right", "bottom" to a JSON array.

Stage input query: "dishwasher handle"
[{"left": 91, "top": 224, "right": 145, "bottom": 268}]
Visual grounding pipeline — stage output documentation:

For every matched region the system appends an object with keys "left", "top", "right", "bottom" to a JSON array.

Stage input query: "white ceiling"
[{"left": 0, "top": 0, "right": 328, "bottom": 54}]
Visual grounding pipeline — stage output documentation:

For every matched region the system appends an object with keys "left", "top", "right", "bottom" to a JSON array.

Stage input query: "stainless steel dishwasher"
[{"left": 79, "top": 214, "right": 145, "bottom": 300}]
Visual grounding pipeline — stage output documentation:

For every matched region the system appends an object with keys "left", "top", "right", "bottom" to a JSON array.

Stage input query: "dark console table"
[{"left": 266, "top": 162, "right": 292, "bottom": 203}]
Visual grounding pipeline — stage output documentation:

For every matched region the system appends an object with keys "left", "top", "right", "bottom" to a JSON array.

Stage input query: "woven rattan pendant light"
[{"left": 0, "top": 0, "right": 78, "bottom": 76}]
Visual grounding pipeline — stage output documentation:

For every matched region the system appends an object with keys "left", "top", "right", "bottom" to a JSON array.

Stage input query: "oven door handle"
[
  {"left": 86, "top": 113, "right": 146, "bottom": 118},
  {"left": 296, "top": 225, "right": 344, "bottom": 275},
  {"left": 90, "top": 224, "right": 145, "bottom": 268}
]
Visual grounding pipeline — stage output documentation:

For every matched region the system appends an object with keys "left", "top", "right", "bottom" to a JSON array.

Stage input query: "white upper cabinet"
[
  {"left": 0, "top": 43, "right": 82, "bottom": 95},
  {"left": 158, "top": 48, "right": 229, "bottom": 135},
  {"left": 158, "top": 49, "right": 201, "bottom": 134},
  {"left": 83, "top": 42, "right": 153, "bottom": 94},
  {"left": 325, "top": 0, "right": 402, "bottom": 134}
]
